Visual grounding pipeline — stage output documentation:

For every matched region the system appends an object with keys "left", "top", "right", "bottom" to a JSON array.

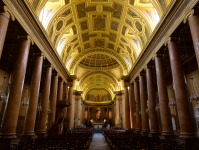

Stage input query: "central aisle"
[{"left": 89, "top": 133, "right": 110, "bottom": 150}]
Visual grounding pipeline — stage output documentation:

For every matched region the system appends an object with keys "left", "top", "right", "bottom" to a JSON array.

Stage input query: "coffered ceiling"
[{"left": 28, "top": 0, "right": 172, "bottom": 103}]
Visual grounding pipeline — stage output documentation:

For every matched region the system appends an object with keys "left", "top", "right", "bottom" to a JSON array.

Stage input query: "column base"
[
  {"left": 46, "top": 129, "right": 51, "bottom": 134},
  {"left": 177, "top": 136, "right": 199, "bottom": 146},
  {"left": 0, "top": 137, "right": 20, "bottom": 148},
  {"left": 159, "top": 134, "right": 176, "bottom": 141},
  {"left": 20, "top": 134, "right": 37, "bottom": 141},
  {"left": 36, "top": 131, "right": 48, "bottom": 138},
  {"left": 141, "top": 130, "right": 150, "bottom": 136},
  {"left": 136, "top": 129, "right": 142, "bottom": 134},
  {"left": 148, "top": 131, "right": 160, "bottom": 138}
]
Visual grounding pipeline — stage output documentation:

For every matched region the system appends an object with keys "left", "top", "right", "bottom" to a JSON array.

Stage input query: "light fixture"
[
  {"left": 37, "top": 93, "right": 42, "bottom": 112},
  {"left": 190, "top": 77, "right": 199, "bottom": 104},
  {"left": 0, "top": 76, "right": 7, "bottom": 103},
  {"left": 168, "top": 88, "right": 176, "bottom": 109},
  {"left": 20, "top": 87, "right": 29, "bottom": 107},
  {"left": 155, "top": 103, "right": 160, "bottom": 111},
  {"left": 48, "top": 104, "right": 51, "bottom": 114},
  {"left": 146, "top": 100, "right": 149, "bottom": 113}
]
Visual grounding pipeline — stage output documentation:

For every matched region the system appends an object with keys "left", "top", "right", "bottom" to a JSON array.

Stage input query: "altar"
[{"left": 92, "top": 123, "right": 104, "bottom": 129}]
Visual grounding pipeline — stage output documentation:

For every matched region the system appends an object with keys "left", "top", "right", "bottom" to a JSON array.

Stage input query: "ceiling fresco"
[{"left": 28, "top": 0, "right": 173, "bottom": 103}]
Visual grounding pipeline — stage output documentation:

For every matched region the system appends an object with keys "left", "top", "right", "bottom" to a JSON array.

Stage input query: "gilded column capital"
[
  {"left": 138, "top": 72, "right": 145, "bottom": 77},
  {"left": 33, "top": 52, "right": 44, "bottom": 57},
  {"left": 164, "top": 37, "right": 171, "bottom": 46},
  {"left": 144, "top": 65, "right": 153, "bottom": 70},
  {"left": 18, "top": 35, "right": 34, "bottom": 45},
  {"left": 3, "top": 6, "right": 15, "bottom": 21},
  {"left": 152, "top": 54, "right": 164, "bottom": 60},
  {"left": 133, "top": 79, "right": 139, "bottom": 83},
  {"left": 183, "top": 9, "right": 195, "bottom": 24},
  {"left": 164, "top": 37, "right": 179, "bottom": 46},
  {"left": 144, "top": 65, "right": 147, "bottom": 70},
  {"left": 27, "top": 35, "right": 34, "bottom": 45},
  {"left": 52, "top": 72, "right": 58, "bottom": 76},
  {"left": 44, "top": 64, "right": 53, "bottom": 69}
]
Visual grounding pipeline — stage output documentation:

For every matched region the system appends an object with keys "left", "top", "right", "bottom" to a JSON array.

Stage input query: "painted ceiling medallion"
[
  {"left": 135, "top": 21, "right": 142, "bottom": 32},
  {"left": 93, "top": 15, "right": 106, "bottom": 31},
  {"left": 56, "top": 20, "right": 63, "bottom": 31}
]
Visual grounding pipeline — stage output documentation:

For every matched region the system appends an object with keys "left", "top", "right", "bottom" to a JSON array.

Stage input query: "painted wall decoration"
[
  {"left": 103, "top": 3, "right": 122, "bottom": 19},
  {"left": 67, "top": 46, "right": 72, "bottom": 53},
  {"left": 128, "top": 9, "right": 137, "bottom": 17},
  {"left": 86, "top": 89, "right": 111, "bottom": 101},
  {"left": 111, "top": 21, "right": 118, "bottom": 31},
  {"left": 135, "top": 21, "right": 142, "bottom": 32},
  {"left": 32, "top": 0, "right": 40, "bottom": 10},
  {"left": 72, "top": 25, "right": 77, "bottom": 35},
  {"left": 122, "top": 26, "right": 127, "bottom": 35},
  {"left": 129, "top": 0, "right": 135, "bottom": 6},
  {"left": 159, "top": 0, "right": 167, "bottom": 12},
  {"left": 61, "top": 9, "right": 71, "bottom": 17},
  {"left": 93, "top": 15, "right": 106, "bottom": 31},
  {"left": 126, "top": 19, "right": 133, "bottom": 27},
  {"left": 56, "top": 20, "right": 63, "bottom": 31},
  {"left": 81, "top": 21, "right": 88, "bottom": 30}
]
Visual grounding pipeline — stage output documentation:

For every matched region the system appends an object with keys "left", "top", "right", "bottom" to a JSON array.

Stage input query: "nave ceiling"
[{"left": 28, "top": 0, "right": 172, "bottom": 103}]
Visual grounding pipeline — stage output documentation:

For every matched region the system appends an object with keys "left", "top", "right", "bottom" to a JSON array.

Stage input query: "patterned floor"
[{"left": 89, "top": 133, "right": 110, "bottom": 150}]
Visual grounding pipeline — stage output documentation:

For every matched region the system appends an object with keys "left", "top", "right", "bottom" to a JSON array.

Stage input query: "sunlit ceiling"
[{"left": 29, "top": 0, "right": 172, "bottom": 103}]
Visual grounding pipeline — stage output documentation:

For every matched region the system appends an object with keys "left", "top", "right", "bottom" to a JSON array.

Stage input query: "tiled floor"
[{"left": 89, "top": 133, "right": 110, "bottom": 150}]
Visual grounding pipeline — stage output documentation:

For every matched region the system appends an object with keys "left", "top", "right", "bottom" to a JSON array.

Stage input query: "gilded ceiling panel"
[{"left": 29, "top": 0, "right": 173, "bottom": 98}]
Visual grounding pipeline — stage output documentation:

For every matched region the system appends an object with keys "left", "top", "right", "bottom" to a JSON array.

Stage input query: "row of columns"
[
  {"left": 0, "top": 7, "right": 74, "bottom": 140},
  {"left": 123, "top": 43, "right": 195, "bottom": 139},
  {"left": 123, "top": 9, "right": 199, "bottom": 140}
]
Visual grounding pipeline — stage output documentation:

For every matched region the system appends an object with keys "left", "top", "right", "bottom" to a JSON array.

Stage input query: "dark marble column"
[
  {"left": 167, "top": 39, "right": 196, "bottom": 138},
  {"left": 36, "top": 65, "right": 52, "bottom": 136},
  {"left": 146, "top": 66, "right": 159, "bottom": 137},
  {"left": 0, "top": 7, "right": 12, "bottom": 58},
  {"left": 154, "top": 55, "right": 174, "bottom": 137},
  {"left": 62, "top": 83, "right": 67, "bottom": 118},
  {"left": 82, "top": 105, "right": 85, "bottom": 125},
  {"left": 187, "top": 11, "right": 199, "bottom": 67},
  {"left": 129, "top": 84, "right": 136, "bottom": 130},
  {"left": 111, "top": 104, "right": 114, "bottom": 126},
  {"left": 134, "top": 80, "right": 142, "bottom": 133},
  {"left": 56, "top": 79, "right": 63, "bottom": 119},
  {"left": 139, "top": 74, "right": 150, "bottom": 135},
  {"left": 66, "top": 86, "right": 73, "bottom": 119},
  {"left": 107, "top": 107, "right": 109, "bottom": 125},
  {"left": 47, "top": 73, "right": 58, "bottom": 131},
  {"left": 124, "top": 86, "right": 131, "bottom": 129},
  {"left": 22, "top": 54, "right": 43, "bottom": 138},
  {"left": 0, "top": 37, "right": 32, "bottom": 138},
  {"left": 87, "top": 107, "right": 90, "bottom": 126}
]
